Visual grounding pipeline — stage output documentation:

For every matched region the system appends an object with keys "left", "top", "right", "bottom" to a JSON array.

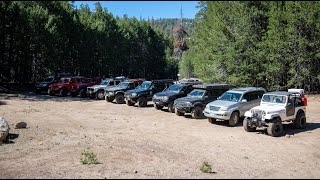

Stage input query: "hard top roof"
[
  {"left": 230, "top": 87, "right": 265, "bottom": 92},
  {"left": 264, "top": 91, "right": 299, "bottom": 96},
  {"left": 193, "top": 83, "right": 233, "bottom": 89},
  {"left": 151, "top": 79, "right": 174, "bottom": 83},
  {"left": 124, "top": 79, "right": 145, "bottom": 83}
]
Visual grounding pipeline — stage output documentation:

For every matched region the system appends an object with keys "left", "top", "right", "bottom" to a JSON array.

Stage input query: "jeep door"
[
  {"left": 203, "top": 91, "right": 215, "bottom": 105},
  {"left": 239, "top": 92, "right": 259, "bottom": 116},
  {"left": 286, "top": 95, "right": 295, "bottom": 116}
]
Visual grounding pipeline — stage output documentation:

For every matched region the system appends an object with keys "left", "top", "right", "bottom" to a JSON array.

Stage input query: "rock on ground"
[{"left": 0, "top": 117, "right": 9, "bottom": 141}]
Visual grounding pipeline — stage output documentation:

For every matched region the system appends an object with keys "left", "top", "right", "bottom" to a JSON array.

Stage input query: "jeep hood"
[
  {"left": 251, "top": 104, "right": 285, "bottom": 113},
  {"left": 154, "top": 91, "right": 178, "bottom": 97},
  {"left": 208, "top": 100, "right": 239, "bottom": 108},
  {"left": 88, "top": 85, "right": 107, "bottom": 89},
  {"left": 175, "top": 96, "right": 202, "bottom": 103},
  {"left": 126, "top": 88, "right": 149, "bottom": 94},
  {"left": 107, "top": 87, "right": 125, "bottom": 92}
]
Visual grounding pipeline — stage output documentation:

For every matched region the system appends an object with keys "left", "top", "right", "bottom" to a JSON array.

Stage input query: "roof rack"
[{"left": 193, "top": 83, "right": 233, "bottom": 89}]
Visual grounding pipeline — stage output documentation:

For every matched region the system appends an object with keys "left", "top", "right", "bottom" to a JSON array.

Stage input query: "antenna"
[{"left": 180, "top": 4, "right": 183, "bottom": 27}]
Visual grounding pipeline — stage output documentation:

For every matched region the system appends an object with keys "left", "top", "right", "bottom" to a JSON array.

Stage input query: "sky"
[{"left": 73, "top": 1, "right": 200, "bottom": 19}]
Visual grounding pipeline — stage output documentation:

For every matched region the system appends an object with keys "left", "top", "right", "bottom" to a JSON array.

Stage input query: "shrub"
[
  {"left": 200, "top": 161, "right": 212, "bottom": 173},
  {"left": 80, "top": 148, "right": 98, "bottom": 165}
]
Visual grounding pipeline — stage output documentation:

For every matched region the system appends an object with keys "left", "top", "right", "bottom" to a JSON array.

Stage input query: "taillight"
[{"left": 302, "top": 97, "right": 307, "bottom": 106}]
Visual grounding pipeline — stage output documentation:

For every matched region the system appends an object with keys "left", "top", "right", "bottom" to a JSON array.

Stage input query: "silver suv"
[{"left": 203, "top": 87, "right": 266, "bottom": 126}]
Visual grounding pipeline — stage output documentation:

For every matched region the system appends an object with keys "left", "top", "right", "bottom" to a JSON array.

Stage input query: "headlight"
[
  {"left": 132, "top": 93, "right": 137, "bottom": 97},
  {"left": 186, "top": 102, "right": 193, "bottom": 106},
  {"left": 220, "top": 107, "right": 228, "bottom": 111},
  {"left": 58, "top": 86, "right": 62, "bottom": 88},
  {"left": 93, "top": 88, "right": 98, "bottom": 92},
  {"left": 109, "top": 91, "right": 114, "bottom": 95},
  {"left": 163, "top": 96, "right": 169, "bottom": 101}
]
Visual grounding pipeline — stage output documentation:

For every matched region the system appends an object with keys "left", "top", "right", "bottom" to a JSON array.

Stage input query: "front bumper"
[
  {"left": 152, "top": 99, "right": 169, "bottom": 107},
  {"left": 203, "top": 108, "right": 231, "bottom": 120},
  {"left": 125, "top": 95, "right": 138, "bottom": 103},
  {"left": 86, "top": 89, "right": 96, "bottom": 98},
  {"left": 105, "top": 92, "right": 115, "bottom": 99},
  {"left": 175, "top": 106, "right": 192, "bottom": 113}
]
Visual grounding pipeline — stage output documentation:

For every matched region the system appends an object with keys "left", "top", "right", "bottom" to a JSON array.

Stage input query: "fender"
[
  {"left": 193, "top": 102, "right": 203, "bottom": 108},
  {"left": 115, "top": 91, "right": 125, "bottom": 95},
  {"left": 244, "top": 110, "right": 252, "bottom": 117},
  {"left": 264, "top": 114, "right": 281, "bottom": 121}
]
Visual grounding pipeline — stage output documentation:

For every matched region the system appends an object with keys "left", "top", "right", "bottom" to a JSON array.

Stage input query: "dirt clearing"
[{"left": 0, "top": 93, "right": 319, "bottom": 178}]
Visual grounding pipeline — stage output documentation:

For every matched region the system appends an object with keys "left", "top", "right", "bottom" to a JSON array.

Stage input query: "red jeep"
[
  {"left": 70, "top": 77, "right": 102, "bottom": 98},
  {"left": 48, "top": 76, "right": 84, "bottom": 96}
]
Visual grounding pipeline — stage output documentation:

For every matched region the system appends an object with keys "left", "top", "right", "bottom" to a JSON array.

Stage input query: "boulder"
[
  {"left": 0, "top": 117, "right": 9, "bottom": 141},
  {"left": 15, "top": 121, "right": 27, "bottom": 129}
]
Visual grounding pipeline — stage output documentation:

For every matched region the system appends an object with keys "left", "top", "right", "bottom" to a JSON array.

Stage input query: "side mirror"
[
  {"left": 204, "top": 95, "right": 209, "bottom": 99},
  {"left": 241, "top": 99, "right": 247, "bottom": 103},
  {"left": 217, "top": 96, "right": 220, "bottom": 100}
]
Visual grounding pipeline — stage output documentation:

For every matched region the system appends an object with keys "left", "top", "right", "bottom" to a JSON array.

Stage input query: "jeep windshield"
[
  {"left": 219, "top": 92, "right": 242, "bottom": 102},
  {"left": 262, "top": 94, "right": 286, "bottom": 104},
  {"left": 187, "top": 89, "right": 205, "bottom": 98},
  {"left": 59, "top": 78, "right": 71, "bottom": 83},
  {"left": 166, "top": 84, "right": 183, "bottom": 93},
  {"left": 137, "top": 82, "right": 151, "bottom": 90},
  {"left": 100, "top": 80, "right": 109, "bottom": 85},
  {"left": 117, "top": 82, "right": 129, "bottom": 88}
]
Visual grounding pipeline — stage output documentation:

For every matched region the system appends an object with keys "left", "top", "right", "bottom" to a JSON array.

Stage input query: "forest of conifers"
[{"left": 1, "top": 1, "right": 320, "bottom": 92}]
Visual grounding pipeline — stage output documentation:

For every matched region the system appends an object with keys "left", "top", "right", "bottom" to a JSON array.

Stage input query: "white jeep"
[{"left": 243, "top": 89, "right": 307, "bottom": 137}]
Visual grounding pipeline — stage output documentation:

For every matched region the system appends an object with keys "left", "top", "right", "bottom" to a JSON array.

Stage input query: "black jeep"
[
  {"left": 152, "top": 83, "right": 195, "bottom": 113},
  {"left": 125, "top": 79, "right": 174, "bottom": 107},
  {"left": 174, "top": 84, "right": 233, "bottom": 119},
  {"left": 105, "top": 79, "right": 144, "bottom": 104}
]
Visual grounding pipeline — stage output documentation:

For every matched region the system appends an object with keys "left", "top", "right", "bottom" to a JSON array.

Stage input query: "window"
[
  {"left": 115, "top": 81, "right": 121, "bottom": 85},
  {"left": 129, "top": 83, "right": 135, "bottom": 89},
  {"left": 249, "top": 92, "right": 259, "bottom": 101},
  {"left": 242, "top": 93, "right": 249, "bottom": 101},
  {"left": 109, "top": 81, "right": 114, "bottom": 86}
]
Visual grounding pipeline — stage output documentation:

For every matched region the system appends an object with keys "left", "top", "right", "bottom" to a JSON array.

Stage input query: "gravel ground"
[{"left": 0, "top": 93, "right": 319, "bottom": 179}]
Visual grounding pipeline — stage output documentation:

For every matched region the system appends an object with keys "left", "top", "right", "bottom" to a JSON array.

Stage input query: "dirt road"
[{"left": 0, "top": 93, "right": 319, "bottom": 178}]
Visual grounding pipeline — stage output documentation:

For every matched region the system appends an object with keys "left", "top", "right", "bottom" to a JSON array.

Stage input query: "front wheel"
[
  {"left": 96, "top": 90, "right": 105, "bottom": 100},
  {"left": 126, "top": 99, "right": 134, "bottom": 106},
  {"left": 106, "top": 96, "right": 114, "bottom": 102},
  {"left": 175, "top": 108, "right": 184, "bottom": 116},
  {"left": 243, "top": 117, "right": 256, "bottom": 132},
  {"left": 79, "top": 89, "right": 87, "bottom": 98},
  {"left": 168, "top": 102, "right": 174, "bottom": 113},
  {"left": 48, "top": 89, "right": 55, "bottom": 96},
  {"left": 70, "top": 91, "right": 77, "bottom": 97},
  {"left": 208, "top": 118, "right": 216, "bottom": 124},
  {"left": 267, "top": 121, "right": 283, "bottom": 137},
  {"left": 191, "top": 106, "right": 203, "bottom": 119},
  {"left": 229, "top": 111, "right": 240, "bottom": 127},
  {"left": 59, "top": 88, "right": 67, "bottom": 97},
  {"left": 115, "top": 94, "right": 125, "bottom": 104},
  {"left": 137, "top": 97, "right": 148, "bottom": 107},
  {"left": 154, "top": 104, "right": 163, "bottom": 110}
]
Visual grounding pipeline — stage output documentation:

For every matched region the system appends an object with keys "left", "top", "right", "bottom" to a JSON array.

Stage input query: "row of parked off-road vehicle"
[{"left": 35, "top": 75, "right": 308, "bottom": 137}]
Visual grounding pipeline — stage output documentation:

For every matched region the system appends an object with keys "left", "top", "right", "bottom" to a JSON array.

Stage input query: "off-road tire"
[
  {"left": 208, "top": 117, "right": 216, "bottom": 124},
  {"left": 96, "top": 90, "right": 105, "bottom": 100},
  {"left": 191, "top": 106, "right": 203, "bottom": 119},
  {"left": 243, "top": 117, "right": 256, "bottom": 132},
  {"left": 168, "top": 102, "right": 174, "bottom": 113},
  {"left": 79, "top": 89, "right": 87, "bottom": 98},
  {"left": 59, "top": 88, "right": 67, "bottom": 97},
  {"left": 115, "top": 94, "right": 125, "bottom": 104},
  {"left": 154, "top": 104, "right": 163, "bottom": 110},
  {"left": 267, "top": 121, "right": 283, "bottom": 137},
  {"left": 106, "top": 96, "right": 114, "bottom": 102},
  {"left": 229, "top": 111, "right": 240, "bottom": 127},
  {"left": 48, "top": 89, "right": 55, "bottom": 96},
  {"left": 175, "top": 108, "right": 184, "bottom": 116},
  {"left": 294, "top": 113, "right": 307, "bottom": 129},
  {"left": 70, "top": 91, "right": 77, "bottom": 97},
  {"left": 137, "top": 97, "right": 148, "bottom": 107},
  {"left": 126, "top": 99, "right": 134, "bottom": 106}
]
